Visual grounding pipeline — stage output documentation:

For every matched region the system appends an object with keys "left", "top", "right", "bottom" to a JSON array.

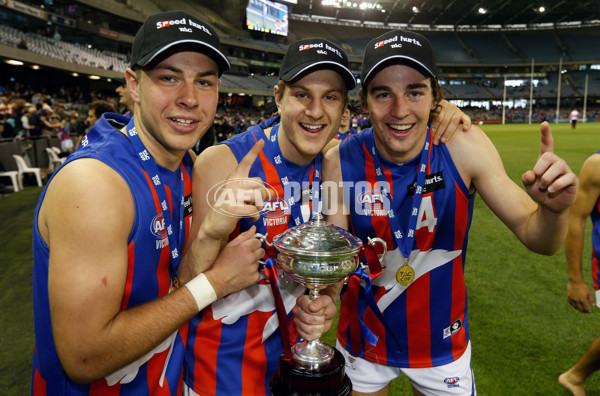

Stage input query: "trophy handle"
[
  {"left": 368, "top": 237, "right": 387, "bottom": 263},
  {"left": 255, "top": 233, "right": 273, "bottom": 272},
  {"left": 255, "top": 232, "right": 273, "bottom": 246}
]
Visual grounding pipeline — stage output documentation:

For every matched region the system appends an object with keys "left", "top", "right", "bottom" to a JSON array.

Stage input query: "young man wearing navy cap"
[
  {"left": 184, "top": 36, "right": 469, "bottom": 395},
  {"left": 183, "top": 37, "right": 355, "bottom": 396},
  {"left": 324, "top": 29, "right": 578, "bottom": 395},
  {"left": 31, "top": 10, "right": 268, "bottom": 395}
]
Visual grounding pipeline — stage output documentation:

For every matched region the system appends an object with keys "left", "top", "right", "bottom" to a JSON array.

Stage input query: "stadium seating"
[
  {"left": 0, "top": 170, "right": 19, "bottom": 192},
  {"left": 3, "top": 0, "right": 600, "bottom": 104},
  {"left": 12, "top": 154, "right": 43, "bottom": 189}
]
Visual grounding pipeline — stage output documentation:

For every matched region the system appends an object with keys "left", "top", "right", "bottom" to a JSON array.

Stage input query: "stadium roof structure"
[{"left": 289, "top": 0, "right": 600, "bottom": 31}]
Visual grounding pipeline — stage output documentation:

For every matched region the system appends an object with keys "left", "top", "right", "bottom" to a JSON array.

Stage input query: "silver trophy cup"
[{"left": 261, "top": 214, "right": 386, "bottom": 368}]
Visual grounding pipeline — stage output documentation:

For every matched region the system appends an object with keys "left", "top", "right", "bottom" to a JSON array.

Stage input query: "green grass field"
[{"left": 2, "top": 122, "right": 600, "bottom": 395}]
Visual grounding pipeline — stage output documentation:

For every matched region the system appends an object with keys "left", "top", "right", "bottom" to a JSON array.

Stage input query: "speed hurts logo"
[
  {"left": 374, "top": 35, "right": 423, "bottom": 49},
  {"left": 155, "top": 17, "right": 212, "bottom": 34},
  {"left": 298, "top": 42, "right": 343, "bottom": 58}
]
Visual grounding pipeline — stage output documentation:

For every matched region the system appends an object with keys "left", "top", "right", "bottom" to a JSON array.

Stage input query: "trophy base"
[{"left": 270, "top": 348, "right": 352, "bottom": 396}]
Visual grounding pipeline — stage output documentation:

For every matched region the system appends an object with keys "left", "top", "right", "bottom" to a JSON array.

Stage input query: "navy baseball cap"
[
  {"left": 362, "top": 29, "right": 437, "bottom": 85},
  {"left": 279, "top": 38, "right": 356, "bottom": 90},
  {"left": 129, "top": 10, "right": 230, "bottom": 76}
]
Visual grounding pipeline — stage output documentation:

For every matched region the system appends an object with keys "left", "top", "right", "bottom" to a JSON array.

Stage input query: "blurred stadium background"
[{"left": 2, "top": 0, "right": 600, "bottom": 124}]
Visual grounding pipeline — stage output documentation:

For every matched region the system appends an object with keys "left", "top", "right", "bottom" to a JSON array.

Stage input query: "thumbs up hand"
[{"left": 521, "top": 122, "right": 578, "bottom": 213}]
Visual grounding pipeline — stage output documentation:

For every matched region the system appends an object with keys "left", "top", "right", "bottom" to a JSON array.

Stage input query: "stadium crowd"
[{"left": 2, "top": 80, "right": 598, "bottom": 153}]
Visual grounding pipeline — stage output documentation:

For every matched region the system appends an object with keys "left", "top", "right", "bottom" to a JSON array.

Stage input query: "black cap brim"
[
  {"left": 362, "top": 55, "right": 437, "bottom": 86},
  {"left": 280, "top": 60, "right": 356, "bottom": 90},
  {"left": 133, "top": 40, "right": 231, "bottom": 76}
]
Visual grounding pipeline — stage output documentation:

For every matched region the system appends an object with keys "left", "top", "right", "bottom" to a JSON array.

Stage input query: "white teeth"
[
  {"left": 173, "top": 118, "right": 194, "bottom": 125},
  {"left": 389, "top": 124, "right": 412, "bottom": 131},
  {"left": 301, "top": 123, "right": 323, "bottom": 130}
]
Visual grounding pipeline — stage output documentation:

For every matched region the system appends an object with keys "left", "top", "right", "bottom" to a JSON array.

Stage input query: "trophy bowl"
[{"left": 266, "top": 215, "right": 386, "bottom": 367}]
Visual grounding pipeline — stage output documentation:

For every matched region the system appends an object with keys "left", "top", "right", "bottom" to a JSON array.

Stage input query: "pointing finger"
[
  {"left": 539, "top": 121, "right": 554, "bottom": 156},
  {"left": 229, "top": 139, "right": 265, "bottom": 179}
]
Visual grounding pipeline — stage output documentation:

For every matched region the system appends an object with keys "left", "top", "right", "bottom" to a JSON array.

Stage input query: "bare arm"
[
  {"left": 40, "top": 159, "right": 201, "bottom": 383},
  {"left": 448, "top": 122, "right": 577, "bottom": 255},
  {"left": 322, "top": 144, "right": 349, "bottom": 230},
  {"left": 41, "top": 116, "right": 62, "bottom": 129},
  {"left": 565, "top": 153, "right": 600, "bottom": 312},
  {"left": 178, "top": 144, "right": 238, "bottom": 282},
  {"left": 179, "top": 141, "right": 270, "bottom": 296}
]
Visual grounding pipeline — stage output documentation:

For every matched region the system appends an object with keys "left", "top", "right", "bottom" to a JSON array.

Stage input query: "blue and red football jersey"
[
  {"left": 32, "top": 113, "right": 193, "bottom": 395},
  {"left": 336, "top": 127, "right": 475, "bottom": 369},
  {"left": 591, "top": 150, "right": 600, "bottom": 291},
  {"left": 184, "top": 116, "right": 320, "bottom": 395},
  {"left": 334, "top": 127, "right": 358, "bottom": 142}
]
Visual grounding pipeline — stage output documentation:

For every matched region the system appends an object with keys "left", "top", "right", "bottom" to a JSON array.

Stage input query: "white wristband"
[{"left": 184, "top": 273, "right": 217, "bottom": 312}]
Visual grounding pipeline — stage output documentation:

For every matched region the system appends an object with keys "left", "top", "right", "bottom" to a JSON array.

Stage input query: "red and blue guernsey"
[
  {"left": 184, "top": 116, "right": 320, "bottom": 395},
  {"left": 31, "top": 113, "right": 193, "bottom": 395},
  {"left": 591, "top": 150, "right": 600, "bottom": 292},
  {"left": 334, "top": 127, "right": 358, "bottom": 142},
  {"left": 336, "top": 127, "right": 475, "bottom": 369}
]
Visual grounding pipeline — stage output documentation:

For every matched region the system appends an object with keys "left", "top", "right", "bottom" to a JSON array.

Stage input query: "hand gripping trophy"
[{"left": 259, "top": 213, "right": 386, "bottom": 396}]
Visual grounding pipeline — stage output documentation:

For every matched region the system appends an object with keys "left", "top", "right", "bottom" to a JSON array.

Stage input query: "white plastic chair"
[
  {"left": 12, "top": 154, "right": 42, "bottom": 188},
  {"left": 50, "top": 147, "right": 61, "bottom": 155},
  {"left": 0, "top": 170, "right": 19, "bottom": 192},
  {"left": 45, "top": 147, "right": 65, "bottom": 172}
]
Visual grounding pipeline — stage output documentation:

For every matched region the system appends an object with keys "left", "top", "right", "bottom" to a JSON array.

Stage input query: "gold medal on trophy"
[{"left": 396, "top": 259, "right": 415, "bottom": 286}]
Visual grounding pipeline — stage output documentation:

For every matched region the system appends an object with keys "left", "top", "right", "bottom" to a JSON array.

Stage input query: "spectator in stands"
[
  {"left": 214, "top": 114, "right": 233, "bottom": 142},
  {"left": 114, "top": 77, "right": 134, "bottom": 117},
  {"left": 17, "top": 38, "right": 27, "bottom": 50},
  {"left": 67, "top": 112, "right": 86, "bottom": 136},
  {"left": 559, "top": 151, "right": 600, "bottom": 396},
  {"left": 49, "top": 113, "right": 74, "bottom": 153},
  {"left": 0, "top": 96, "right": 8, "bottom": 112},
  {"left": 30, "top": 103, "right": 45, "bottom": 137},
  {"left": 0, "top": 112, "right": 16, "bottom": 139},
  {"left": 31, "top": 10, "right": 266, "bottom": 395},
  {"left": 334, "top": 104, "right": 357, "bottom": 142},
  {"left": 20, "top": 104, "right": 36, "bottom": 137},
  {"left": 10, "top": 99, "right": 26, "bottom": 133},
  {"left": 39, "top": 104, "right": 63, "bottom": 136},
  {"left": 75, "top": 99, "right": 115, "bottom": 148}
]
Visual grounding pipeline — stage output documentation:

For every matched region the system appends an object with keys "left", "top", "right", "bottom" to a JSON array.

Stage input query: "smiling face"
[
  {"left": 275, "top": 69, "right": 347, "bottom": 165},
  {"left": 362, "top": 63, "right": 438, "bottom": 164},
  {"left": 127, "top": 50, "right": 220, "bottom": 170}
]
